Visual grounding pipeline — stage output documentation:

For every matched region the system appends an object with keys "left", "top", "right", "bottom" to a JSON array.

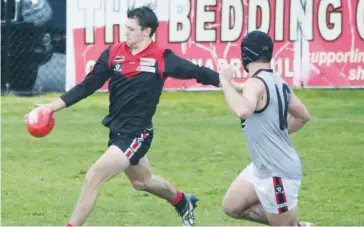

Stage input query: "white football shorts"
[{"left": 239, "top": 163, "right": 301, "bottom": 214}]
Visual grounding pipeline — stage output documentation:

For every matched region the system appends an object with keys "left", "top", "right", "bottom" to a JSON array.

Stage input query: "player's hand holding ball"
[{"left": 25, "top": 104, "right": 55, "bottom": 138}]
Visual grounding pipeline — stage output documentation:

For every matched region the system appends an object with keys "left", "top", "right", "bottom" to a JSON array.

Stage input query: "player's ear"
[{"left": 143, "top": 27, "right": 152, "bottom": 37}]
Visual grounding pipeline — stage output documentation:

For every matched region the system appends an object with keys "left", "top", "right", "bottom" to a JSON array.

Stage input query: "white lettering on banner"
[
  {"left": 318, "top": 0, "right": 342, "bottom": 41},
  {"left": 77, "top": 0, "right": 363, "bottom": 44},
  {"left": 166, "top": 0, "right": 364, "bottom": 42},
  {"left": 195, "top": 0, "right": 217, "bottom": 42},
  {"left": 169, "top": 0, "right": 191, "bottom": 42},
  {"left": 349, "top": 66, "right": 364, "bottom": 81},
  {"left": 189, "top": 58, "right": 245, "bottom": 78},
  {"left": 275, "top": 0, "right": 284, "bottom": 41},
  {"left": 221, "top": 0, "right": 243, "bottom": 42},
  {"left": 290, "top": 0, "right": 313, "bottom": 41},
  {"left": 248, "top": 0, "right": 270, "bottom": 33},
  {"left": 188, "top": 57, "right": 293, "bottom": 79},
  {"left": 356, "top": 0, "right": 364, "bottom": 40},
  {"left": 104, "top": 0, "right": 125, "bottom": 44},
  {"left": 78, "top": 0, "right": 102, "bottom": 44},
  {"left": 80, "top": 0, "right": 159, "bottom": 44},
  {"left": 271, "top": 58, "right": 294, "bottom": 78},
  {"left": 309, "top": 49, "right": 364, "bottom": 66}
]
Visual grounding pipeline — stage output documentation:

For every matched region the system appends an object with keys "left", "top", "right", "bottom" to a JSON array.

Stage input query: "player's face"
[{"left": 125, "top": 18, "right": 149, "bottom": 48}]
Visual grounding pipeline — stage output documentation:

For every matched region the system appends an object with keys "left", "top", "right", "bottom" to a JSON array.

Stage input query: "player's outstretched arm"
[
  {"left": 163, "top": 49, "right": 221, "bottom": 87},
  {"left": 37, "top": 47, "right": 113, "bottom": 113},
  {"left": 219, "top": 63, "right": 264, "bottom": 119},
  {"left": 287, "top": 90, "right": 311, "bottom": 134}
]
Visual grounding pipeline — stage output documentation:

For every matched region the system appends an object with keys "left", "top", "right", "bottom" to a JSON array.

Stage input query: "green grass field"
[{"left": 1, "top": 90, "right": 364, "bottom": 226}]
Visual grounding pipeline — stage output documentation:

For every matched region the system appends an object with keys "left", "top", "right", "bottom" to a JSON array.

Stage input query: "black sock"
[{"left": 170, "top": 190, "right": 187, "bottom": 212}]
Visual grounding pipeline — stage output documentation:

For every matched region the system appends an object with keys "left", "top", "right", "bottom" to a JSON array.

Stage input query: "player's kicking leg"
[
  {"left": 64, "top": 128, "right": 198, "bottom": 226},
  {"left": 124, "top": 156, "right": 198, "bottom": 226},
  {"left": 66, "top": 145, "right": 131, "bottom": 226}
]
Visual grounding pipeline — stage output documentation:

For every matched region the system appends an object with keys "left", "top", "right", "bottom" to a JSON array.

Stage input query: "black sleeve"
[
  {"left": 60, "top": 46, "right": 112, "bottom": 107},
  {"left": 163, "top": 49, "right": 220, "bottom": 87}
]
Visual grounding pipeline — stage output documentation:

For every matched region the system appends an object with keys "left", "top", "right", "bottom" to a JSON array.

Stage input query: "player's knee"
[
  {"left": 130, "top": 180, "right": 149, "bottom": 191},
  {"left": 221, "top": 199, "right": 244, "bottom": 218},
  {"left": 84, "top": 165, "right": 105, "bottom": 189}
]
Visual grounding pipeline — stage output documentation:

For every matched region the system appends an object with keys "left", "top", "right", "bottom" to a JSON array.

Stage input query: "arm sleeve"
[
  {"left": 60, "top": 46, "right": 112, "bottom": 107},
  {"left": 163, "top": 49, "right": 220, "bottom": 87}
]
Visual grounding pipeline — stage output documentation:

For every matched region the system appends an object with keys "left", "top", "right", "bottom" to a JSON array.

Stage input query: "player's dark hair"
[{"left": 127, "top": 4, "right": 159, "bottom": 37}]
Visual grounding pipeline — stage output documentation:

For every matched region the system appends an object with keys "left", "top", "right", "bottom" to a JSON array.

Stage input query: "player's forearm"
[
  {"left": 168, "top": 65, "right": 220, "bottom": 87},
  {"left": 60, "top": 84, "right": 90, "bottom": 107},
  {"left": 60, "top": 72, "right": 108, "bottom": 107},
  {"left": 163, "top": 49, "right": 220, "bottom": 87},
  {"left": 221, "top": 79, "right": 254, "bottom": 119},
  {"left": 59, "top": 46, "right": 111, "bottom": 107},
  {"left": 196, "top": 66, "right": 221, "bottom": 86},
  {"left": 287, "top": 115, "right": 309, "bottom": 134},
  {"left": 49, "top": 98, "right": 67, "bottom": 112}
]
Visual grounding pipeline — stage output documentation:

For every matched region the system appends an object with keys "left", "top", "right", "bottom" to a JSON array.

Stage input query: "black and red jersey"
[{"left": 61, "top": 42, "right": 220, "bottom": 136}]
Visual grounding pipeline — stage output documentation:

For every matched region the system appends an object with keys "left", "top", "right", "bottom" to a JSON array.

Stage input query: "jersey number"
[
  {"left": 241, "top": 119, "right": 247, "bottom": 130},
  {"left": 275, "top": 84, "right": 291, "bottom": 130}
]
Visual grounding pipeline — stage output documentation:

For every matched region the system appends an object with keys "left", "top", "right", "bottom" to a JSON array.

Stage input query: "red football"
[{"left": 26, "top": 107, "right": 55, "bottom": 138}]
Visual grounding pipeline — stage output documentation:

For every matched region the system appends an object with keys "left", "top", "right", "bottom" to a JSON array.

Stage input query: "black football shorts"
[{"left": 108, "top": 128, "right": 154, "bottom": 165}]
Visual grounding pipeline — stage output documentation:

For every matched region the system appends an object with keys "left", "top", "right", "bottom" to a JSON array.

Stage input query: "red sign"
[
  {"left": 305, "top": 0, "right": 364, "bottom": 87},
  {"left": 69, "top": 0, "right": 364, "bottom": 91}
]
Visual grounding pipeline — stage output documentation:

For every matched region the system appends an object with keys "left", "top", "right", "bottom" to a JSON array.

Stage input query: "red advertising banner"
[
  {"left": 67, "top": 0, "right": 364, "bottom": 91},
  {"left": 304, "top": 0, "right": 364, "bottom": 87}
]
